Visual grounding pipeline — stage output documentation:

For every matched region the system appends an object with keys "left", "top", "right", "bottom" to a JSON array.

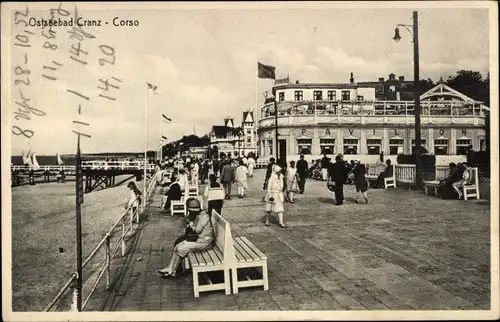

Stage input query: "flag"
[
  {"left": 162, "top": 135, "right": 168, "bottom": 140},
  {"left": 147, "top": 82, "right": 158, "bottom": 93},
  {"left": 162, "top": 114, "right": 172, "bottom": 122},
  {"left": 258, "top": 62, "right": 276, "bottom": 79}
]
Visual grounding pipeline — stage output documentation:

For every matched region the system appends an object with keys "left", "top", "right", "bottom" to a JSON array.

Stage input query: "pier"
[{"left": 10, "top": 161, "right": 156, "bottom": 193}]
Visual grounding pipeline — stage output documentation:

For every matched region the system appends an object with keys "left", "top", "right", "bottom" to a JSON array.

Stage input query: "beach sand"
[{"left": 11, "top": 176, "right": 144, "bottom": 311}]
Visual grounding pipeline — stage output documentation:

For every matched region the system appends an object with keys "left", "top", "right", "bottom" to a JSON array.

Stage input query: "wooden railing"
[
  {"left": 11, "top": 161, "right": 156, "bottom": 172},
  {"left": 45, "top": 174, "right": 157, "bottom": 312},
  {"left": 394, "top": 164, "right": 416, "bottom": 184}
]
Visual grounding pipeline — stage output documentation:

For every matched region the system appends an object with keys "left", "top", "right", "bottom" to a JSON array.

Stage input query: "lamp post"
[{"left": 393, "top": 11, "right": 421, "bottom": 188}]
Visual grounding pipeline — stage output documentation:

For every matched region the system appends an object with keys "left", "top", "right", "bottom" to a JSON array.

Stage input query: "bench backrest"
[
  {"left": 435, "top": 166, "right": 449, "bottom": 180},
  {"left": 465, "top": 167, "right": 478, "bottom": 186},
  {"left": 211, "top": 210, "right": 235, "bottom": 265},
  {"left": 367, "top": 164, "right": 383, "bottom": 176},
  {"left": 187, "top": 185, "right": 199, "bottom": 196}
]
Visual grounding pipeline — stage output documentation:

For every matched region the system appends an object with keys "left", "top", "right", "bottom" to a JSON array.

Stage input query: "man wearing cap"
[{"left": 158, "top": 198, "right": 214, "bottom": 277}]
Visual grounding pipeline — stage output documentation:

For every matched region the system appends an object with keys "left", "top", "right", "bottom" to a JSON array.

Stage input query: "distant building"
[
  {"left": 257, "top": 73, "right": 488, "bottom": 165},
  {"left": 209, "top": 112, "right": 258, "bottom": 158}
]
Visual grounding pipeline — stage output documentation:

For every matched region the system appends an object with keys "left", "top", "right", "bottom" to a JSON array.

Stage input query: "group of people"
[
  {"left": 156, "top": 154, "right": 258, "bottom": 218},
  {"left": 437, "top": 162, "right": 473, "bottom": 199}
]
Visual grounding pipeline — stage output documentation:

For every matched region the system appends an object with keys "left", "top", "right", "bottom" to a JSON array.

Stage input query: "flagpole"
[
  {"left": 159, "top": 113, "right": 163, "bottom": 162},
  {"left": 144, "top": 84, "right": 148, "bottom": 205}
]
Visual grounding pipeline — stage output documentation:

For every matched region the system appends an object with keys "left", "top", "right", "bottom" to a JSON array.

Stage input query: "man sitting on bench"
[
  {"left": 375, "top": 159, "right": 393, "bottom": 188},
  {"left": 160, "top": 174, "right": 182, "bottom": 213}
]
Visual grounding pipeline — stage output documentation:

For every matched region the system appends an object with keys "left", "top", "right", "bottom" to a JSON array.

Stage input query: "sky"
[{"left": 4, "top": 2, "right": 491, "bottom": 155}]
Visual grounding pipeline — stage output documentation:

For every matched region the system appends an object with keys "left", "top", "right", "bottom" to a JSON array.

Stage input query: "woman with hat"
[
  {"left": 352, "top": 161, "right": 369, "bottom": 204},
  {"left": 158, "top": 198, "right": 214, "bottom": 277},
  {"left": 264, "top": 165, "right": 287, "bottom": 228}
]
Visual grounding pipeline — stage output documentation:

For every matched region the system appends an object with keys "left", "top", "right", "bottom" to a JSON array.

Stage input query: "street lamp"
[{"left": 393, "top": 11, "right": 422, "bottom": 188}]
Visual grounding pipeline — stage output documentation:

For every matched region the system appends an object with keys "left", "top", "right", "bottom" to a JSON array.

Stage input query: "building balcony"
[{"left": 257, "top": 100, "right": 486, "bottom": 129}]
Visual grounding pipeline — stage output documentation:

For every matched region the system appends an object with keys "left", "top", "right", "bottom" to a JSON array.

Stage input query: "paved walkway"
[{"left": 86, "top": 169, "right": 490, "bottom": 311}]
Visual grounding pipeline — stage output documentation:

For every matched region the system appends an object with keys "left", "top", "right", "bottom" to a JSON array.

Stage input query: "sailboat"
[
  {"left": 31, "top": 152, "right": 41, "bottom": 170},
  {"left": 22, "top": 150, "right": 32, "bottom": 167},
  {"left": 56, "top": 153, "right": 64, "bottom": 166}
]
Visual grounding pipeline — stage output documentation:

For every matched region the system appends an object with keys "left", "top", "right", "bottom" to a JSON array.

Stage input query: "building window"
[
  {"left": 294, "top": 91, "right": 303, "bottom": 101},
  {"left": 267, "top": 139, "right": 274, "bottom": 155},
  {"left": 341, "top": 90, "right": 350, "bottom": 101},
  {"left": 366, "top": 139, "right": 381, "bottom": 155},
  {"left": 246, "top": 137, "right": 251, "bottom": 143},
  {"left": 456, "top": 138, "right": 472, "bottom": 155},
  {"left": 343, "top": 138, "right": 358, "bottom": 155},
  {"left": 278, "top": 92, "right": 285, "bottom": 102},
  {"left": 246, "top": 129, "right": 252, "bottom": 134},
  {"left": 313, "top": 91, "right": 323, "bottom": 101},
  {"left": 434, "top": 139, "right": 449, "bottom": 155},
  {"left": 480, "top": 139, "right": 486, "bottom": 151},
  {"left": 297, "top": 139, "right": 312, "bottom": 155},
  {"left": 389, "top": 138, "right": 404, "bottom": 155},
  {"left": 327, "top": 90, "right": 336, "bottom": 101},
  {"left": 357, "top": 95, "right": 364, "bottom": 101},
  {"left": 320, "top": 138, "right": 335, "bottom": 154}
]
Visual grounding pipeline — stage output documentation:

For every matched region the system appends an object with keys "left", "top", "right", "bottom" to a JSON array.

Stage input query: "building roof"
[
  {"left": 211, "top": 125, "right": 242, "bottom": 137},
  {"left": 242, "top": 111, "right": 254, "bottom": 123},
  {"left": 420, "top": 83, "right": 482, "bottom": 103}
]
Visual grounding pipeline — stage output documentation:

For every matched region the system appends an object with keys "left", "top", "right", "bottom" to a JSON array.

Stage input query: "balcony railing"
[{"left": 260, "top": 100, "right": 486, "bottom": 119}]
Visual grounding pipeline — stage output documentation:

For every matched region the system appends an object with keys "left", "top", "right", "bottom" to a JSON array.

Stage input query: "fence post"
[
  {"left": 121, "top": 220, "right": 126, "bottom": 257},
  {"left": 105, "top": 235, "right": 111, "bottom": 290},
  {"left": 71, "top": 281, "right": 80, "bottom": 312}
]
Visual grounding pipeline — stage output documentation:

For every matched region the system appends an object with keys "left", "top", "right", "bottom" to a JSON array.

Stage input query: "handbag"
[{"left": 184, "top": 226, "right": 199, "bottom": 242}]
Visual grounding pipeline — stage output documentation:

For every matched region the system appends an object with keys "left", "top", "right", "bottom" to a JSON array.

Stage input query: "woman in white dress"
[
  {"left": 285, "top": 161, "right": 299, "bottom": 203},
  {"left": 247, "top": 156, "right": 256, "bottom": 178},
  {"left": 264, "top": 165, "right": 286, "bottom": 228},
  {"left": 235, "top": 160, "right": 249, "bottom": 198},
  {"left": 125, "top": 181, "right": 142, "bottom": 217}
]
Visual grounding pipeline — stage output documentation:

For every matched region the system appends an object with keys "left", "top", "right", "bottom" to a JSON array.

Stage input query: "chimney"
[
  {"left": 350, "top": 72, "right": 355, "bottom": 84},
  {"left": 399, "top": 76, "right": 405, "bottom": 81},
  {"left": 378, "top": 77, "right": 385, "bottom": 82},
  {"left": 389, "top": 73, "right": 396, "bottom": 80},
  {"left": 295, "top": 80, "right": 300, "bottom": 84}
]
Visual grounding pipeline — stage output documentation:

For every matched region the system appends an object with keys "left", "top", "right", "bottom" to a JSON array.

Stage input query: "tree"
[{"left": 446, "top": 70, "right": 489, "bottom": 106}]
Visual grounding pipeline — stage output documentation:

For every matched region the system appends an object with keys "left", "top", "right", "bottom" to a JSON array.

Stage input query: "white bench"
[
  {"left": 187, "top": 210, "right": 269, "bottom": 297},
  {"left": 188, "top": 211, "right": 232, "bottom": 297},
  {"left": 181, "top": 185, "right": 199, "bottom": 198},
  {"left": 424, "top": 167, "right": 480, "bottom": 200},
  {"left": 366, "top": 164, "right": 395, "bottom": 189},
  {"left": 231, "top": 235, "right": 269, "bottom": 294},
  {"left": 424, "top": 167, "right": 449, "bottom": 196}
]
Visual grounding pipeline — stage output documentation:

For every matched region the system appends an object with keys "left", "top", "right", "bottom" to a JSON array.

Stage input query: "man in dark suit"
[
  {"left": 376, "top": 159, "right": 394, "bottom": 188},
  {"left": 328, "top": 154, "right": 346, "bottom": 205},
  {"left": 296, "top": 154, "right": 308, "bottom": 194}
]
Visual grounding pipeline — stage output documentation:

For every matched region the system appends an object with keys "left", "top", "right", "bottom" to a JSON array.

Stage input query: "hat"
[{"left": 186, "top": 197, "right": 201, "bottom": 212}]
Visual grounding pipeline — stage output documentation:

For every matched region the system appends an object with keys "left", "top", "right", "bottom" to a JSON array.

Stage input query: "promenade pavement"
[{"left": 86, "top": 169, "right": 491, "bottom": 311}]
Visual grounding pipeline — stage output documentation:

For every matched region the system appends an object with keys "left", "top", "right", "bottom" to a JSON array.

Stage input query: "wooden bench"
[
  {"left": 424, "top": 167, "right": 449, "bottom": 196},
  {"left": 188, "top": 211, "right": 232, "bottom": 298},
  {"left": 181, "top": 185, "right": 199, "bottom": 198},
  {"left": 366, "top": 164, "right": 395, "bottom": 189},
  {"left": 231, "top": 235, "right": 269, "bottom": 294},
  {"left": 187, "top": 210, "right": 269, "bottom": 297},
  {"left": 424, "top": 167, "right": 480, "bottom": 200}
]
